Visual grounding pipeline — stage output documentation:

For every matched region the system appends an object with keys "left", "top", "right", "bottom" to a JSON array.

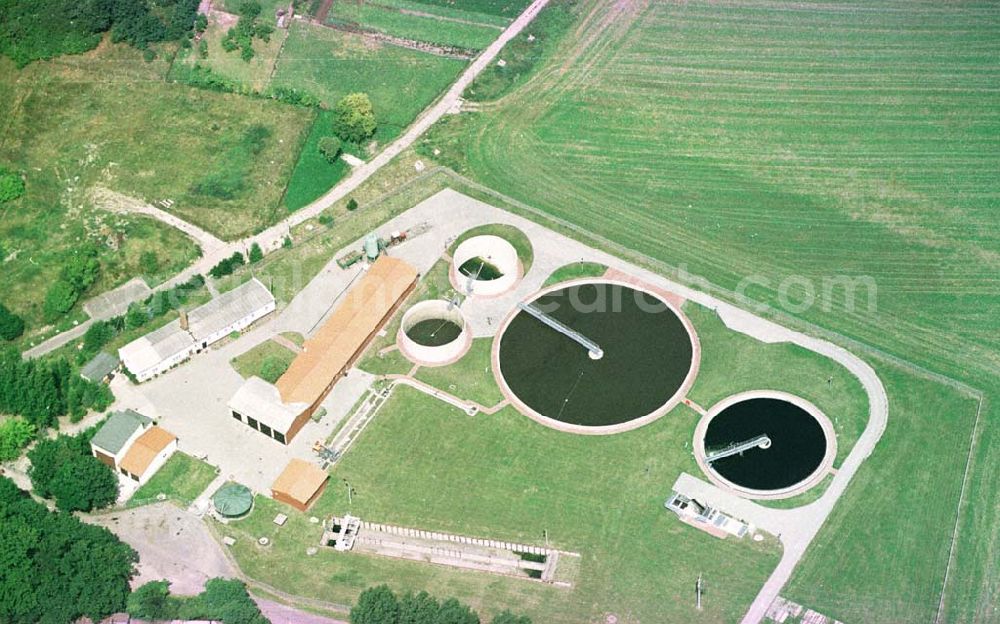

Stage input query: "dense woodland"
[
  {"left": 0, "top": 0, "right": 200, "bottom": 66},
  {"left": 0, "top": 477, "right": 138, "bottom": 623},
  {"left": 0, "top": 346, "right": 113, "bottom": 429}
]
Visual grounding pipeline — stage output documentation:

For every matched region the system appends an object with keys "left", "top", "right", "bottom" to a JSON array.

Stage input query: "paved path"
[{"left": 24, "top": 0, "right": 551, "bottom": 361}]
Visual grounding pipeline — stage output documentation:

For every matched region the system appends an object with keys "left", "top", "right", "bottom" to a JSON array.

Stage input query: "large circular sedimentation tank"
[
  {"left": 495, "top": 280, "right": 698, "bottom": 434},
  {"left": 397, "top": 300, "right": 471, "bottom": 366},
  {"left": 695, "top": 391, "right": 836, "bottom": 499},
  {"left": 451, "top": 235, "right": 520, "bottom": 296}
]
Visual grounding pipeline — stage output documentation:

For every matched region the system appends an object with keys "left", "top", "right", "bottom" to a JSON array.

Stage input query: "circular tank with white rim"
[
  {"left": 397, "top": 299, "right": 472, "bottom": 367},
  {"left": 451, "top": 235, "right": 520, "bottom": 297}
]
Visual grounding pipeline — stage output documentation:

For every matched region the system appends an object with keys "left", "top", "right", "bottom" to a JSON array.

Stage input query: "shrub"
[
  {"left": 209, "top": 251, "right": 247, "bottom": 278},
  {"left": 318, "top": 136, "right": 342, "bottom": 163},
  {"left": 0, "top": 418, "right": 36, "bottom": 462},
  {"left": 43, "top": 279, "right": 79, "bottom": 321},
  {"left": 491, "top": 611, "right": 532, "bottom": 624},
  {"left": 143, "top": 48, "right": 156, "bottom": 62},
  {"left": 332, "top": 93, "right": 377, "bottom": 143},
  {"left": 61, "top": 243, "right": 101, "bottom": 290},
  {"left": 0, "top": 303, "right": 25, "bottom": 340},
  {"left": 318, "top": 213, "right": 334, "bottom": 226},
  {"left": 248, "top": 242, "right": 264, "bottom": 263},
  {"left": 0, "top": 168, "right": 25, "bottom": 202},
  {"left": 128, "top": 581, "right": 180, "bottom": 621},
  {"left": 351, "top": 585, "right": 399, "bottom": 624},
  {"left": 346, "top": 197, "right": 358, "bottom": 212},
  {"left": 282, "top": 236, "right": 292, "bottom": 249}
]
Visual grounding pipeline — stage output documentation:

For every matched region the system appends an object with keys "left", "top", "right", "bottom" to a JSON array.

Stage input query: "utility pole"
[
  {"left": 343, "top": 479, "right": 354, "bottom": 505},
  {"left": 696, "top": 573, "right": 703, "bottom": 610}
]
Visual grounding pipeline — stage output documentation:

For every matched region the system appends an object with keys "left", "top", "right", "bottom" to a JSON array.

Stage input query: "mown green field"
[
  {"left": 224, "top": 386, "right": 781, "bottom": 623},
  {"left": 417, "top": 0, "right": 1000, "bottom": 620},
  {"left": 327, "top": 0, "right": 503, "bottom": 50},
  {"left": 270, "top": 22, "right": 466, "bottom": 142}
]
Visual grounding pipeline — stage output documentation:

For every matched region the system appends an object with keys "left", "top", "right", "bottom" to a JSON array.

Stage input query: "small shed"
[
  {"left": 271, "top": 459, "right": 329, "bottom": 512},
  {"left": 213, "top": 483, "right": 254, "bottom": 518},
  {"left": 118, "top": 426, "right": 178, "bottom": 484},
  {"left": 80, "top": 352, "right": 120, "bottom": 384},
  {"left": 91, "top": 409, "right": 152, "bottom": 469}
]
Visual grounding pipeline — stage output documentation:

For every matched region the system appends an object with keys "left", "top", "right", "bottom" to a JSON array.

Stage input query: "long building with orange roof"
[{"left": 229, "top": 256, "right": 418, "bottom": 444}]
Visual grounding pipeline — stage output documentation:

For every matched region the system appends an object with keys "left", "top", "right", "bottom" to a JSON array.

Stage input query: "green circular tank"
[{"left": 213, "top": 483, "right": 253, "bottom": 517}]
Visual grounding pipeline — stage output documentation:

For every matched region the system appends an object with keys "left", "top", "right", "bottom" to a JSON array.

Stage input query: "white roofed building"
[
  {"left": 227, "top": 376, "right": 309, "bottom": 445},
  {"left": 120, "top": 278, "right": 275, "bottom": 382}
]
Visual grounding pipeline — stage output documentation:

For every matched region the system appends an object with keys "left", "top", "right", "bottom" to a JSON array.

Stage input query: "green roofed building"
[
  {"left": 90, "top": 409, "right": 152, "bottom": 469},
  {"left": 80, "top": 351, "right": 120, "bottom": 384}
]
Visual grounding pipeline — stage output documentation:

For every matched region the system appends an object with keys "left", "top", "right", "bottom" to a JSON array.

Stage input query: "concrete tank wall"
[
  {"left": 451, "top": 235, "right": 520, "bottom": 297},
  {"left": 397, "top": 300, "right": 472, "bottom": 366}
]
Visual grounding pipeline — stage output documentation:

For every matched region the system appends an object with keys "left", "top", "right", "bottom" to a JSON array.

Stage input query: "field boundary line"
[{"left": 935, "top": 392, "right": 987, "bottom": 624}]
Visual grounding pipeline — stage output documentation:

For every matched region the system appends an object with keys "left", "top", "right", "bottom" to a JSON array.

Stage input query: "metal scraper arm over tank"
[
  {"left": 517, "top": 302, "right": 604, "bottom": 360},
  {"left": 705, "top": 434, "right": 772, "bottom": 463}
]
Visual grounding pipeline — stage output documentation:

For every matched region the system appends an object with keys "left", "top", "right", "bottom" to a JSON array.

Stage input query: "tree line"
[
  {"left": 0, "top": 0, "right": 202, "bottom": 67},
  {"left": 0, "top": 346, "right": 113, "bottom": 429},
  {"left": 128, "top": 578, "right": 270, "bottom": 624},
  {"left": 351, "top": 585, "right": 532, "bottom": 624}
]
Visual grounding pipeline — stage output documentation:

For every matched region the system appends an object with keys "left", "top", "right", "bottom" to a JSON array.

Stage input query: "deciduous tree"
[{"left": 332, "top": 93, "right": 377, "bottom": 143}]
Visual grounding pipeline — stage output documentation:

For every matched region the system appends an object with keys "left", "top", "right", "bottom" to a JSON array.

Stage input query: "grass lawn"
[
  {"left": 270, "top": 22, "right": 466, "bottom": 142},
  {"left": 0, "top": 42, "right": 311, "bottom": 329},
  {"left": 542, "top": 261, "right": 608, "bottom": 287},
  {"left": 282, "top": 110, "right": 350, "bottom": 211},
  {"left": 230, "top": 339, "right": 297, "bottom": 383},
  {"left": 684, "top": 302, "right": 869, "bottom": 466},
  {"left": 414, "top": 338, "right": 502, "bottom": 407},
  {"left": 129, "top": 452, "right": 218, "bottom": 508},
  {"left": 327, "top": 1, "right": 502, "bottom": 50},
  {"left": 449, "top": 223, "right": 534, "bottom": 274},
  {"left": 174, "top": 15, "right": 288, "bottom": 92},
  {"left": 222, "top": 385, "right": 780, "bottom": 623},
  {"left": 280, "top": 331, "right": 305, "bottom": 347},
  {"left": 785, "top": 362, "right": 981, "bottom": 622}
]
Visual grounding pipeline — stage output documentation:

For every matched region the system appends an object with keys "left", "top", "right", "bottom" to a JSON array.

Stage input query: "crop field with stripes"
[{"left": 420, "top": 0, "right": 1000, "bottom": 621}]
